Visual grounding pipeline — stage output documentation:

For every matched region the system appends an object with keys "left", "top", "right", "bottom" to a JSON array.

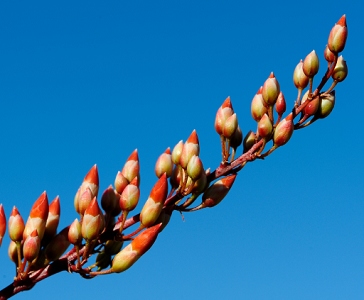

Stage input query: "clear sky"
[{"left": 0, "top": 1, "right": 362, "bottom": 299}]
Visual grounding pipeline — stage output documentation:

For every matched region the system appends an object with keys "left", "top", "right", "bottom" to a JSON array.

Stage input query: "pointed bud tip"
[{"left": 337, "top": 15, "right": 346, "bottom": 26}]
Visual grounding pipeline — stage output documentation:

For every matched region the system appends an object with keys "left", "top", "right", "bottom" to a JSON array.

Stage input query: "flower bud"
[
  {"left": 222, "top": 113, "right": 238, "bottom": 139},
  {"left": 179, "top": 130, "right": 200, "bottom": 169},
  {"left": 170, "top": 165, "right": 182, "bottom": 189},
  {"left": 332, "top": 56, "right": 348, "bottom": 82},
  {"left": 273, "top": 113, "right": 294, "bottom": 147},
  {"left": 303, "top": 50, "right": 319, "bottom": 78},
  {"left": 101, "top": 185, "right": 121, "bottom": 217},
  {"left": 258, "top": 113, "right": 273, "bottom": 138},
  {"left": 0, "top": 204, "right": 5, "bottom": 246},
  {"left": 155, "top": 148, "right": 173, "bottom": 178},
  {"left": 68, "top": 218, "right": 82, "bottom": 245},
  {"left": 81, "top": 198, "right": 104, "bottom": 241},
  {"left": 119, "top": 179, "right": 140, "bottom": 212},
  {"left": 215, "top": 96, "right": 234, "bottom": 135},
  {"left": 114, "top": 171, "right": 129, "bottom": 195},
  {"left": 304, "top": 95, "right": 320, "bottom": 117},
  {"left": 140, "top": 173, "right": 168, "bottom": 228},
  {"left": 251, "top": 87, "right": 267, "bottom": 121},
  {"left": 8, "top": 241, "right": 19, "bottom": 264},
  {"left": 243, "top": 131, "right": 256, "bottom": 153},
  {"left": 328, "top": 15, "right": 347, "bottom": 54},
  {"left": 262, "top": 73, "right": 280, "bottom": 106},
  {"left": 171, "top": 140, "right": 184, "bottom": 165},
  {"left": 275, "top": 92, "right": 286, "bottom": 116},
  {"left": 83, "top": 165, "right": 99, "bottom": 198},
  {"left": 121, "top": 149, "right": 140, "bottom": 183},
  {"left": 201, "top": 174, "right": 237, "bottom": 208},
  {"left": 186, "top": 155, "right": 204, "bottom": 181},
  {"left": 23, "top": 229, "right": 41, "bottom": 262},
  {"left": 44, "top": 226, "right": 70, "bottom": 262},
  {"left": 8, "top": 206, "right": 25, "bottom": 242},
  {"left": 111, "top": 223, "right": 162, "bottom": 273},
  {"left": 293, "top": 60, "right": 309, "bottom": 90},
  {"left": 44, "top": 196, "right": 61, "bottom": 241},
  {"left": 23, "top": 191, "right": 49, "bottom": 241},
  {"left": 324, "top": 45, "right": 335, "bottom": 63},
  {"left": 316, "top": 91, "right": 335, "bottom": 119}
]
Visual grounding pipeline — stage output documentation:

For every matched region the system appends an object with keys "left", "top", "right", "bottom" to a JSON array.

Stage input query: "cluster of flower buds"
[
  {"left": 2, "top": 191, "right": 72, "bottom": 279},
  {"left": 215, "top": 97, "right": 243, "bottom": 163}
]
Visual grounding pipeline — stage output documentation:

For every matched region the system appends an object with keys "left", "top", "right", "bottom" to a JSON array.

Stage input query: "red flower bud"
[
  {"left": 23, "top": 229, "right": 41, "bottom": 262},
  {"left": 140, "top": 173, "right": 168, "bottom": 228},
  {"left": 328, "top": 15, "right": 347, "bottom": 54},
  {"left": 44, "top": 196, "right": 61, "bottom": 241},
  {"left": 111, "top": 223, "right": 162, "bottom": 273},
  {"left": 0, "top": 204, "right": 6, "bottom": 246},
  {"left": 324, "top": 45, "right": 335, "bottom": 63},
  {"left": 121, "top": 149, "right": 140, "bottom": 183},
  {"left": 273, "top": 113, "right": 294, "bottom": 147},
  {"left": 114, "top": 171, "right": 129, "bottom": 195},
  {"left": 81, "top": 198, "right": 104, "bottom": 241},
  {"left": 23, "top": 191, "right": 49, "bottom": 241},
  {"left": 201, "top": 174, "right": 236, "bottom": 208},
  {"left": 119, "top": 180, "right": 140, "bottom": 212},
  {"left": 215, "top": 96, "right": 234, "bottom": 135},
  {"left": 179, "top": 130, "right": 200, "bottom": 169},
  {"left": 275, "top": 92, "right": 286, "bottom": 116}
]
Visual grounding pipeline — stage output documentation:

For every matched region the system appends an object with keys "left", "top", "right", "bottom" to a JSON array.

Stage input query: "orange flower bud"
[
  {"left": 215, "top": 96, "right": 234, "bottom": 135},
  {"left": 262, "top": 73, "right": 280, "bottom": 106},
  {"left": 0, "top": 204, "right": 7, "bottom": 246},
  {"left": 81, "top": 198, "right": 104, "bottom": 241},
  {"left": 328, "top": 15, "right": 347, "bottom": 54},
  {"left": 101, "top": 185, "right": 121, "bottom": 217},
  {"left": 111, "top": 223, "right": 162, "bottom": 273},
  {"left": 23, "top": 191, "right": 49, "bottom": 241},
  {"left": 155, "top": 148, "right": 173, "bottom": 178},
  {"left": 303, "top": 50, "right": 319, "bottom": 78},
  {"left": 121, "top": 149, "right": 140, "bottom": 183},
  {"left": 44, "top": 196, "right": 61, "bottom": 241},
  {"left": 68, "top": 218, "right": 82, "bottom": 245},
  {"left": 258, "top": 113, "right": 273, "bottom": 138},
  {"left": 201, "top": 174, "right": 237, "bottom": 208},
  {"left": 179, "top": 130, "right": 200, "bottom": 169},
  {"left": 251, "top": 87, "right": 268, "bottom": 122},
  {"left": 8, "top": 206, "right": 25, "bottom": 242},
  {"left": 293, "top": 60, "right": 309, "bottom": 90},
  {"left": 23, "top": 229, "right": 41, "bottom": 262},
  {"left": 273, "top": 113, "right": 294, "bottom": 147},
  {"left": 140, "top": 173, "right": 168, "bottom": 228},
  {"left": 83, "top": 165, "right": 99, "bottom": 198},
  {"left": 332, "top": 55, "right": 348, "bottom": 82}
]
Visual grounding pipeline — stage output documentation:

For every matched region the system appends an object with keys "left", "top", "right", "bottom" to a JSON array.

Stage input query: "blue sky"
[{"left": 0, "top": 1, "right": 362, "bottom": 299}]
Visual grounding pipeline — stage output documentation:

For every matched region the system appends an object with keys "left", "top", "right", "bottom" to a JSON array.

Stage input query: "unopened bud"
[
  {"left": 81, "top": 198, "right": 103, "bottom": 241},
  {"left": 111, "top": 223, "right": 162, "bottom": 273},
  {"left": 258, "top": 113, "right": 273, "bottom": 138},
  {"left": 68, "top": 218, "right": 82, "bottom": 245},
  {"left": 155, "top": 148, "right": 173, "bottom": 178},
  {"left": 121, "top": 149, "right": 140, "bottom": 183},
  {"left": 222, "top": 113, "right": 238, "bottom": 139},
  {"left": 275, "top": 92, "right": 286, "bottom": 116},
  {"left": 101, "top": 185, "right": 121, "bottom": 217},
  {"left": 23, "top": 229, "right": 41, "bottom": 262},
  {"left": 324, "top": 45, "right": 335, "bottom": 63},
  {"left": 119, "top": 179, "right": 140, "bottom": 212},
  {"left": 215, "top": 96, "right": 234, "bottom": 135},
  {"left": 243, "top": 131, "right": 257, "bottom": 153},
  {"left": 332, "top": 56, "right": 348, "bottom": 82},
  {"left": 262, "top": 73, "right": 280, "bottom": 106},
  {"left": 273, "top": 113, "right": 294, "bottom": 147},
  {"left": 171, "top": 140, "right": 184, "bottom": 165},
  {"left": 328, "top": 15, "right": 348, "bottom": 54},
  {"left": 140, "top": 174, "right": 168, "bottom": 228},
  {"left": 230, "top": 125, "right": 243, "bottom": 150},
  {"left": 0, "top": 204, "right": 5, "bottom": 246},
  {"left": 186, "top": 155, "right": 204, "bottom": 181},
  {"left": 293, "top": 60, "right": 309, "bottom": 90},
  {"left": 201, "top": 174, "right": 236, "bottom": 208},
  {"left": 8, "top": 206, "right": 25, "bottom": 242},
  {"left": 44, "top": 196, "right": 61, "bottom": 241},
  {"left": 317, "top": 91, "right": 335, "bottom": 119},
  {"left": 114, "top": 171, "right": 129, "bottom": 195},
  {"left": 179, "top": 130, "right": 200, "bottom": 169},
  {"left": 303, "top": 50, "right": 319, "bottom": 78}
]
